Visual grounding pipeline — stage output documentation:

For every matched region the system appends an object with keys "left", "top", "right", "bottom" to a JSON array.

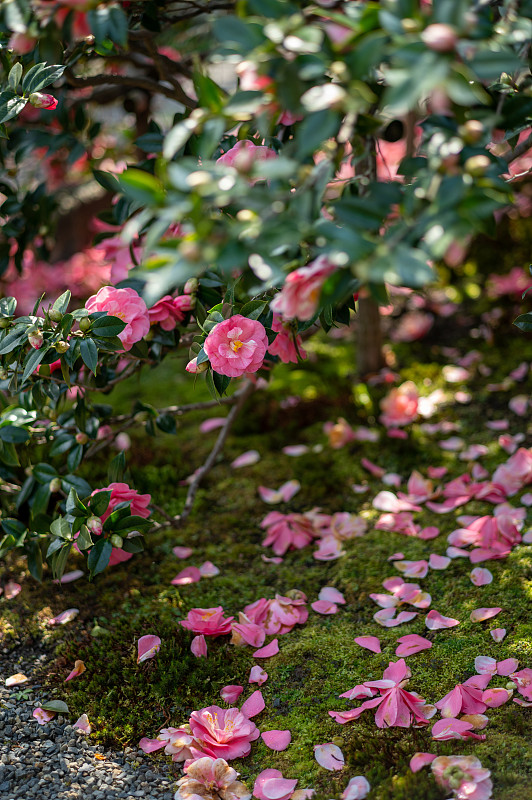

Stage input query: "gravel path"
[{"left": 0, "top": 648, "right": 175, "bottom": 800}]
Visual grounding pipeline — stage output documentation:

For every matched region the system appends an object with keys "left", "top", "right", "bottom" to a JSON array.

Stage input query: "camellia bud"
[
  {"left": 75, "top": 432, "right": 89, "bottom": 445},
  {"left": 464, "top": 154, "right": 491, "bottom": 177},
  {"left": 27, "top": 330, "right": 44, "bottom": 349},
  {"left": 0, "top": 368, "right": 7, "bottom": 380},
  {"left": 186, "top": 357, "right": 208, "bottom": 374},
  {"left": 49, "top": 478, "right": 62, "bottom": 493},
  {"left": 87, "top": 516, "right": 103, "bottom": 535},
  {"left": 459, "top": 119, "right": 484, "bottom": 144},
  {"left": 184, "top": 277, "right": 199, "bottom": 295},
  {"left": 179, "top": 241, "right": 202, "bottom": 262},
  {"left": 110, "top": 534, "right": 123, "bottom": 549},
  {"left": 402, "top": 18, "right": 421, "bottom": 33},
  {"left": 134, "top": 411, "right": 150, "bottom": 423},
  {"left": 54, "top": 340, "right": 69, "bottom": 353},
  {"left": 506, "top": 681, "right": 517, "bottom": 690},
  {"left": 49, "top": 309, "right": 63, "bottom": 323},
  {"left": 28, "top": 92, "right": 58, "bottom": 110},
  {"left": 79, "top": 317, "right": 92, "bottom": 332},
  {"left": 421, "top": 23, "right": 458, "bottom": 53},
  {"left": 0, "top": 318, "right": 11, "bottom": 329}
]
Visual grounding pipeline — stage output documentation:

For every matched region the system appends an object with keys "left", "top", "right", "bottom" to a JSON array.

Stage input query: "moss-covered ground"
[{"left": 2, "top": 220, "right": 532, "bottom": 799}]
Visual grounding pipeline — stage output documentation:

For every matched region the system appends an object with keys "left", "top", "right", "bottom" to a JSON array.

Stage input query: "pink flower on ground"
[
  {"left": 245, "top": 592, "right": 308, "bottom": 635},
  {"left": 270, "top": 255, "right": 337, "bottom": 321},
  {"left": 148, "top": 294, "right": 193, "bottom": 330},
  {"left": 85, "top": 287, "right": 150, "bottom": 351},
  {"left": 435, "top": 675, "right": 491, "bottom": 718},
  {"left": 330, "top": 659, "right": 434, "bottom": 728},
  {"left": 510, "top": 668, "right": 532, "bottom": 701},
  {"left": 253, "top": 769, "right": 297, "bottom": 800},
  {"left": 431, "top": 755, "right": 493, "bottom": 800},
  {"left": 203, "top": 315, "right": 268, "bottom": 378},
  {"left": 155, "top": 725, "right": 196, "bottom": 761},
  {"left": 267, "top": 314, "right": 307, "bottom": 364},
  {"left": 260, "top": 511, "right": 317, "bottom": 555},
  {"left": 180, "top": 607, "right": 234, "bottom": 637},
  {"left": 175, "top": 756, "right": 251, "bottom": 800},
  {"left": 380, "top": 381, "right": 419, "bottom": 428},
  {"left": 189, "top": 705, "right": 260, "bottom": 759}
]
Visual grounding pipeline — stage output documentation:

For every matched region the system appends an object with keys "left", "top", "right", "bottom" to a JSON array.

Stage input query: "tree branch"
[
  {"left": 64, "top": 67, "right": 197, "bottom": 109},
  {"left": 503, "top": 131, "right": 532, "bottom": 164}
]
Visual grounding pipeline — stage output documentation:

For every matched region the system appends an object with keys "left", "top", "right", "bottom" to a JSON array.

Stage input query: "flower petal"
[
  {"left": 314, "top": 743, "right": 345, "bottom": 771},
  {"left": 241, "top": 689, "right": 265, "bottom": 718},
  {"left": 137, "top": 635, "right": 161, "bottom": 663},
  {"left": 253, "top": 639, "right": 280, "bottom": 658},
  {"left": 409, "top": 752, "right": 436, "bottom": 772},
  {"left": 354, "top": 636, "right": 381, "bottom": 654},
  {"left": 470, "top": 607, "right": 502, "bottom": 622},
  {"left": 261, "top": 730, "right": 292, "bottom": 751}
]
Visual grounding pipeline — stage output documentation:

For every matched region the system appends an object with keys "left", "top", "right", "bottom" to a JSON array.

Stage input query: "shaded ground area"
[{"left": 1, "top": 221, "right": 532, "bottom": 799}]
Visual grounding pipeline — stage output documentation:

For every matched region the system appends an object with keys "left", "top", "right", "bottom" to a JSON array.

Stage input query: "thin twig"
[{"left": 64, "top": 68, "right": 197, "bottom": 109}]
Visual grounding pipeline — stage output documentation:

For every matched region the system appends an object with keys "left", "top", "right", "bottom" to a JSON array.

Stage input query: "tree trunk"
[
  {"left": 357, "top": 295, "right": 385, "bottom": 377},
  {"left": 356, "top": 138, "right": 385, "bottom": 377}
]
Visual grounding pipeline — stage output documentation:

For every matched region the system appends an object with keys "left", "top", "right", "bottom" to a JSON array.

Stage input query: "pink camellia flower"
[
  {"left": 431, "top": 755, "right": 493, "bottom": 800},
  {"left": 435, "top": 675, "right": 491, "bottom": 718},
  {"left": 216, "top": 139, "right": 277, "bottom": 181},
  {"left": 148, "top": 294, "right": 193, "bottom": 331},
  {"left": 175, "top": 756, "right": 251, "bottom": 800},
  {"left": 148, "top": 725, "right": 196, "bottom": 762},
  {"left": 260, "top": 511, "right": 318, "bottom": 555},
  {"left": 85, "top": 286, "right": 150, "bottom": 351},
  {"left": 245, "top": 591, "right": 308, "bottom": 635},
  {"left": 510, "top": 668, "right": 532, "bottom": 701},
  {"left": 89, "top": 482, "right": 151, "bottom": 567},
  {"left": 203, "top": 315, "right": 268, "bottom": 378},
  {"left": 189, "top": 705, "right": 260, "bottom": 760},
  {"left": 180, "top": 607, "right": 234, "bottom": 637},
  {"left": 267, "top": 314, "right": 307, "bottom": 364},
  {"left": 380, "top": 381, "right": 419, "bottom": 428},
  {"left": 270, "top": 255, "right": 337, "bottom": 321},
  {"left": 231, "top": 614, "right": 266, "bottom": 648},
  {"left": 330, "top": 659, "right": 434, "bottom": 728},
  {"left": 29, "top": 92, "right": 58, "bottom": 110}
]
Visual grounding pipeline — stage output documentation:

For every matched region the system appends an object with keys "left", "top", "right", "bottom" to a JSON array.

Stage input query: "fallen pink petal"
[
  {"left": 231, "top": 450, "right": 261, "bottom": 468},
  {"left": 470, "top": 567, "right": 493, "bottom": 586},
  {"left": 241, "top": 689, "right": 265, "bottom": 718},
  {"left": 48, "top": 608, "right": 79, "bottom": 626},
  {"left": 199, "top": 561, "right": 220, "bottom": 577},
  {"left": 4, "top": 580, "right": 22, "bottom": 598},
  {"left": 52, "top": 570, "right": 84, "bottom": 584},
  {"left": 253, "top": 639, "right": 280, "bottom": 658},
  {"left": 253, "top": 769, "right": 298, "bottom": 800},
  {"left": 314, "top": 742, "right": 345, "bottom": 771},
  {"left": 490, "top": 628, "right": 506, "bottom": 642},
  {"left": 425, "top": 610, "right": 460, "bottom": 630},
  {"left": 318, "top": 586, "right": 346, "bottom": 604},
  {"left": 409, "top": 752, "right": 437, "bottom": 772},
  {"left": 395, "top": 634, "right": 432, "bottom": 657},
  {"left": 191, "top": 635, "right": 208, "bottom": 658},
  {"left": 341, "top": 776, "right": 370, "bottom": 799},
  {"left": 73, "top": 713, "right": 91, "bottom": 734},
  {"left": 171, "top": 566, "right": 202, "bottom": 585},
  {"left": 261, "top": 729, "right": 291, "bottom": 751},
  {"left": 470, "top": 607, "right": 502, "bottom": 622},
  {"left": 249, "top": 665, "right": 268, "bottom": 685},
  {"left": 173, "top": 546, "right": 193, "bottom": 559},
  {"left": 65, "top": 659, "right": 86, "bottom": 681},
  {"left": 220, "top": 685, "right": 244, "bottom": 704},
  {"left": 33, "top": 708, "right": 55, "bottom": 725},
  {"left": 137, "top": 635, "right": 161, "bottom": 663},
  {"left": 5, "top": 673, "right": 29, "bottom": 687},
  {"left": 354, "top": 636, "right": 381, "bottom": 654},
  {"left": 311, "top": 600, "right": 338, "bottom": 615}
]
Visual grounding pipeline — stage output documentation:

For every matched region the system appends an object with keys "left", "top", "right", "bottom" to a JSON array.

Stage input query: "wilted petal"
[
  {"left": 418, "top": 526, "right": 440, "bottom": 540},
  {"left": 474, "top": 656, "right": 496, "bottom": 675},
  {"left": 241, "top": 689, "right": 265, "bottom": 718},
  {"left": 249, "top": 665, "right": 268, "bottom": 685},
  {"left": 220, "top": 685, "right": 244, "bottom": 704},
  {"left": 280, "top": 480, "right": 301, "bottom": 502},
  {"left": 470, "top": 568, "right": 493, "bottom": 586},
  {"left": 48, "top": 608, "right": 79, "bottom": 625},
  {"left": 4, "top": 580, "right": 22, "bottom": 598},
  {"left": 314, "top": 743, "right": 344, "bottom": 771},
  {"left": 231, "top": 450, "right": 260, "bottom": 468},
  {"left": 200, "top": 416, "right": 226, "bottom": 433},
  {"left": 425, "top": 610, "right": 459, "bottom": 630},
  {"left": 137, "top": 635, "right": 161, "bottom": 664},
  {"left": 258, "top": 486, "right": 283, "bottom": 503},
  {"left": 53, "top": 570, "right": 84, "bottom": 585},
  {"left": 497, "top": 658, "right": 519, "bottom": 676},
  {"left": 354, "top": 636, "right": 381, "bottom": 654},
  {"left": 173, "top": 546, "right": 193, "bottom": 559},
  {"left": 33, "top": 708, "right": 54, "bottom": 725},
  {"left": 282, "top": 445, "right": 309, "bottom": 456},
  {"left": 199, "top": 561, "right": 220, "bottom": 577},
  {"left": 429, "top": 554, "right": 451, "bottom": 570},
  {"left": 311, "top": 600, "right": 338, "bottom": 615},
  {"left": 394, "top": 560, "right": 429, "bottom": 579},
  {"left": 482, "top": 688, "right": 510, "bottom": 708},
  {"left": 409, "top": 752, "right": 436, "bottom": 772},
  {"left": 253, "top": 639, "right": 279, "bottom": 658},
  {"left": 470, "top": 607, "right": 502, "bottom": 622},
  {"left": 191, "top": 635, "right": 207, "bottom": 658},
  {"left": 171, "top": 566, "right": 201, "bottom": 585},
  {"left": 318, "top": 587, "right": 346, "bottom": 604},
  {"left": 65, "top": 660, "right": 86, "bottom": 682},
  {"left": 431, "top": 718, "right": 474, "bottom": 740},
  {"left": 460, "top": 713, "right": 489, "bottom": 730},
  {"left": 341, "top": 776, "right": 370, "bottom": 800},
  {"left": 261, "top": 730, "right": 291, "bottom": 751},
  {"left": 395, "top": 634, "right": 432, "bottom": 657},
  {"left": 5, "top": 673, "right": 28, "bottom": 687},
  {"left": 73, "top": 713, "right": 91, "bottom": 734},
  {"left": 490, "top": 628, "right": 506, "bottom": 642},
  {"left": 509, "top": 395, "right": 528, "bottom": 416}
]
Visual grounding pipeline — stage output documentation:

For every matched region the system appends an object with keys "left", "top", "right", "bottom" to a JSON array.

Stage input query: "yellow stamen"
[{"left": 230, "top": 339, "right": 244, "bottom": 353}]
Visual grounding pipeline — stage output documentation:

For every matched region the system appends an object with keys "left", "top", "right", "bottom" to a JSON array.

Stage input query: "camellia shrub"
[{"left": 0, "top": 0, "right": 531, "bottom": 579}]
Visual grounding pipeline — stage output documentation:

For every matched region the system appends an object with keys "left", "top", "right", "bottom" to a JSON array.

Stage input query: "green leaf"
[
  {"left": 163, "top": 118, "right": 198, "bottom": 160},
  {"left": 50, "top": 516, "right": 71, "bottom": 539},
  {"left": 22, "top": 63, "right": 65, "bottom": 95},
  {"left": 121, "top": 536, "right": 144, "bottom": 554},
  {"left": 89, "top": 490, "right": 112, "bottom": 517},
  {"left": 469, "top": 47, "right": 522, "bottom": 81},
  {"left": 112, "top": 514, "right": 151, "bottom": 533},
  {"left": 93, "top": 169, "right": 121, "bottom": 193},
  {"left": 155, "top": 414, "right": 176, "bottom": 434},
  {"left": 22, "top": 346, "right": 48, "bottom": 384},
  {"left": 1, "top": 517, "right": 27, "bottom": 539},
  {"left": 65, "top": 488, "right": 88, "bottom": 516},
  {"left": 3, "top": 0, "right": 28, "bottom": 34},
  {"left": 213, "top": 371, "right": 231, "bottom": 396},
  {"left": 49, "top": 433, "right": 74, "bottom": 457},
  {"left": 89, "top": 315, "right": 126, "bottom": 338},
  {"left": 192, "top": 71, "right": 225, "bottom": 113},
  {"left": 0, "top": 91, "right": 27, "bottom": 125},
  {"left": 26, "top": 539, "right": 43, "bottom": 582},
  {"left": 76, "top": 525, "right": 93, "bottom": 550},
  {"left": 0, "top": 425, "right": 29, "bottom": 443},
  {"left": 46, "top": 538, "right": 64, "bottom": 558},
  {"left": 33, "top": 463, "right": 58, "bottom": 483},
  {"left": 513, "top": 312, "right": 532, "bottom": 332},
  {"left": 41, "top": 700, "right": 69, "bottom": 714},
  {"left": 119, "top": 169, "right": 165, "bottom": 206},
  {"left": 67, "top": 443, "right": 83, "bottom": 472},
  {"left": 239, "top": 299, "right": 267, "bottom": 320},
  {"left": 79, "top": 338, "right": 98, "bottom": 373},
  {"left": 87, "top": 538, "right": 113, "bottom": 578},
  {"left": 8, "top": 63, "right": 23, "bottom": 92},
  {"left": 52, "top": 290, "right": 71, "bottom": 314},
  {"left": 51, "top": 542, "right": 71, "bottom": 581},
  {"left": 108, "top": 451, "right": 126, "bottom": 483},
  {"left": 0, "top": 328, "right": 27, "bottom": 355}
]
